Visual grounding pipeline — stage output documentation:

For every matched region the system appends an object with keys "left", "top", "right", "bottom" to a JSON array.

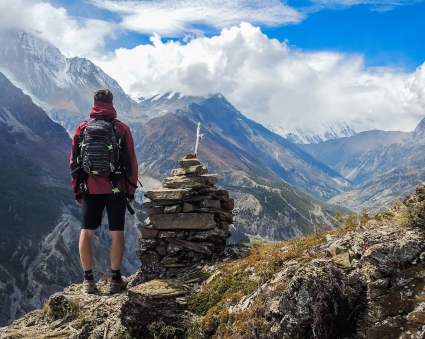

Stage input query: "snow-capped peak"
[{"left": 267, "top": 121, "right": 368, "bottom": 144}]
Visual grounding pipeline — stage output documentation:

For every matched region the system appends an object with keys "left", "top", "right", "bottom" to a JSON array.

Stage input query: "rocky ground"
[{"left": 3, "top": 184, "right": 425, "bottom": 338}]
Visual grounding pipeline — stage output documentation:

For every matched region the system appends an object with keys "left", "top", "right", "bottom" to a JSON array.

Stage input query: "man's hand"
[
  {"left": 127, "top": 198, "right": 134, "bottom": 204},
  {"left": 76, "top": 199, "right": 82, "bottom": 206}
]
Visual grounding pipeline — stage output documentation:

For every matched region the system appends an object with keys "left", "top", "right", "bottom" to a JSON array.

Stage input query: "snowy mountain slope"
[
  {"left": 0, "top": 29, "right": 147, "bottom": 134},
  {"left": 140, "top": 92, "right": 367, "bottom": 145},
  {"left": 267, "top": 121, "right": 366, "bottom": 144}
]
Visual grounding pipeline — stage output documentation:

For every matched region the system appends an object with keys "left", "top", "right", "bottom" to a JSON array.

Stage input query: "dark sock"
[
  {"left": 83, "top": 269, "right": 94, "bottom": 281},
  {"left": 111, "top": 269, "right": 121, "bottom": 281}
]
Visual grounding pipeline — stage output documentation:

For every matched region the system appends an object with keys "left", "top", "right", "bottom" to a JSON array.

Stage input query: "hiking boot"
[
  {"left": 82, "top": 280, "right": 96, "bottom": 294},
  {"left": 109, "top": 276, "right": 128, "bottom": 294}
]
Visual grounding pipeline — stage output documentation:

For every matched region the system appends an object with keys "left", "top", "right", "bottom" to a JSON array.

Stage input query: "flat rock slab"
[
  {"left": 142, "top": 194, "right": 214, "bottom": 208},
  {"left": 220, "top": 198, "right": 235, "bottom": 210},
  {"left": 144, "top": 187, "right": 193, "bottom": 201},
  {"left": 148, "top": 207, "right": 164, "bottom": 215},
  {"left": 179, "top": 158, "right": 201, "bottom": 168},
  {"left": 171, "top": 165, "right": 208, "bottom": 176},
  {"left": 164, "top": 205, "right": 182, "bottom": 213},
  {"left": 162, "top": 176, "right": 208, "bottom": 189},
  {"left": 168, "top": 238, "right": 213, "bottom": 254},
  {"left": 200, "top": 199, "right": 221, "bottom": 209},
  {"left": 122, "top": 279, "right": 189, "bottom": 327},
  {"left": 141, "top": 229, "right": 159, "bottom": 239},
  {"left": 150, "top": 213, "right": 216, "bottom": 230},
  {"left": 187, "top": 228, "right": 231, "bottom": 243}
]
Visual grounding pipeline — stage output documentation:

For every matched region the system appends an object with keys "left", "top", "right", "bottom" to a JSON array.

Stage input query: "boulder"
[
  {"left": 150, "top": 213, "right": 216, "bottom": 230},
  {"left": 122, "top": 279, "right": 189, "bottom": 327}
]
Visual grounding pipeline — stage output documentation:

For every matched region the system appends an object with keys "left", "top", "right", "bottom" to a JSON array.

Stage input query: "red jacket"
[{"left": 70, "top": 102, "right": 139, "bottom": 199}]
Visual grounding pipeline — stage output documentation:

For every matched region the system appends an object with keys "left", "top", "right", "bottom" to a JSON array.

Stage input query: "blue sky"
[{"left": 51, "top": 0, "right": 424, "bottom": 71}]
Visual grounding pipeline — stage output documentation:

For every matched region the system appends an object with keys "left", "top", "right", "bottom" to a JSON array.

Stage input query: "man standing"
[{"left": 70, "top": 89, "right": 139, "bottom": 293}]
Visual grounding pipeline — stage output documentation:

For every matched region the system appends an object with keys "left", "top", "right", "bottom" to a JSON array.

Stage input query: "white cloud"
[
  {"left": 95, "top": 23, "right": 425, "bottom": 132},
  {"left": 307, "top": 0, "right": 418, "bottom": 7},
  {"left": 0, "top": 0, "right": 115, "bottom": 57},
  {"left": 90, "top": 0, "right": 303, "bottom": 36}
]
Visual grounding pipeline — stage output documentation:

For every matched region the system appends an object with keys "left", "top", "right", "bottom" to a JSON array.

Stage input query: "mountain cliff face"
[
  {"left": 0, "top": 30, "right": 147, "bottom": 134},
  {"left": 4, "top": 183, "right": 425, "bottom": 339},
  {"left": 0, "top": 72, "right": 142, "bottom": 326}
]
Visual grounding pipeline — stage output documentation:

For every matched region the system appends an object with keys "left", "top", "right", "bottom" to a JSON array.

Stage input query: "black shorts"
[{"left": 81, "top": 194, "right": 127, "bottom": 231}]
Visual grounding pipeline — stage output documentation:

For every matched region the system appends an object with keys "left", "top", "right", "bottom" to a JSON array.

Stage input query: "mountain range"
[
  {"left": 0, "top": 29, "right": 357, "bottom": 326},
  {"left": 2, "top": 27, "right": 424, "bottom": 327},
  {"left": 267, "top": 120, "right": 365, "bottom": 144},
  {"left": 0, "top": 30, "right": 148, "bottom": 135},
  {"left": 301, "top": 122, "right": 425, "bottom": 213}
]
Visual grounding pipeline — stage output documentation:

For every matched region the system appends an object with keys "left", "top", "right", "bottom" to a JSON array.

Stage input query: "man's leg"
[
  {"left": 79, "top": 229, "right": 96, "bottom": 271},
  {"left": 80, "top": 194, "right": 104, "bottom": 293},
  {"left": 106, "top": 194, "right": 127, "bottom": 292},
  {"left": 110, "top": 231, "right": 125, "bottom": 271}
]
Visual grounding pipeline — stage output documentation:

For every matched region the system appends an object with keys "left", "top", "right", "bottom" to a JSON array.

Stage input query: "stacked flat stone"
[{"left": 137, "top": 153, "right": 234, "bottom": 269}]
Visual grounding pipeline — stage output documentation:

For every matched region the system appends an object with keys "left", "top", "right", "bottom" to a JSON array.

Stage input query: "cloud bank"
[
  {"left": 95, "top": 23, "right": 425, "bottom": 132},
  {"left": 0, "top": 0, "right": 423, "bottom": 133},
  {"left": 0, "top": 0, "right": 115, "bottom": 57}
]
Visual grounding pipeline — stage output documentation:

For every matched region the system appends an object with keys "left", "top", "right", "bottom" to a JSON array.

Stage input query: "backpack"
[
  {"left": 79, "top": 118, "right": 120, "bottom": 177},
  {"left": 71, "top": 117, "right": 141, "bottom": 215}
]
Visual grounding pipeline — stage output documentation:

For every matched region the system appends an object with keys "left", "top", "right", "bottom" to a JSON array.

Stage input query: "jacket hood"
[{"left": 90, "top": 101, "right": 117, "bottom": 119}]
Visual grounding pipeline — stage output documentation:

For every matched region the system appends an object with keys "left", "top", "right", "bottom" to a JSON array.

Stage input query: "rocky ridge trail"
[
  {"left": 0, "top": 263, "right": 237, "bottom": 339},
  {"left": 3, "top": 183, "right": 425, "bottom": 338},
  {"left": 185, "top": 184, "right": 425, "bottom": 339}
]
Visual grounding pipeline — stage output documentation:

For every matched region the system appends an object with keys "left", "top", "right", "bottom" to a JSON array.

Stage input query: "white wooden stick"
[{"left": 194, "top": 122, "right": 201, "bottom": 155}]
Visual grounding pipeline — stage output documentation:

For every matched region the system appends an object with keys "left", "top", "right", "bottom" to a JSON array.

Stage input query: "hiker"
[{"left": 70, "top": 88, "right": 139, "bottom": 294}]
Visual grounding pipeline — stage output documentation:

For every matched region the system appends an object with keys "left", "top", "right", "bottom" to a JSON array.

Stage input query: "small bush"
[{"left": 311, "top": 267, "right": 364, "bottom": 339}]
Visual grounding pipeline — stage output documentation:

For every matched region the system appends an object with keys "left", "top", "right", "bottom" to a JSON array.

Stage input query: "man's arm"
[
  {"left": 123, "top": 126, "right": 139, "bottom": 203},
  {"left": 70, "top": 125, "right": 83, "bottom": 204}
]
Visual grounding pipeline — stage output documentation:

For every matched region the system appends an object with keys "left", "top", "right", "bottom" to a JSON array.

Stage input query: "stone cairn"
[{"left": 136, "top": 153, "right": 234, "bottom": 280}]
